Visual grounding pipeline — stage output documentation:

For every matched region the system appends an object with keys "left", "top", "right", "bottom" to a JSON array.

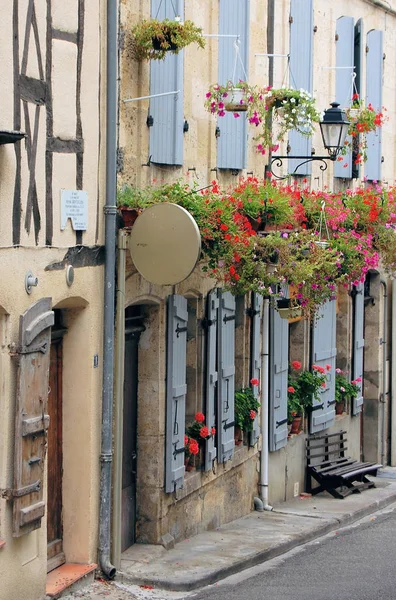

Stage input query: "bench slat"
[
  {"left": 330, "top": 461, "right": 376, "bottom": 476},
  {"left": 308, "top": 446, "right": 348, "bottom": 459},
  {"left": 307, "top": 431, "right": 347, "bottom": 444},
  {"left": 311, "top": 458, "right": 355, "bottom": 473}
]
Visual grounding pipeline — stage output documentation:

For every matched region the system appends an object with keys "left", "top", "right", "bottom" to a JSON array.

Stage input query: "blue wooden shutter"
[
  {"left": 165, "top": 295, "right": 187, "bottom": 493},
  {"left": 205, "top": 290, "right": 219, "bottom": 470},
  {"left": 352, "top": 283, "right": 364, "bottom": 415},
  {"left": 365, "top": 29, "right": 383, "bottom": 181},
  {"left": 334, "top": 16, "right": 354, "bottom": 179},
  {"left": 250, "top": 293, "right": 262, "bottom": 446},
  {"left": 352, "top": 19, "right": 364, "bottom": 179},
  {"left": 149, "top": 0, "right": 184, "bottom": 166},
  {"left": 217, "top": 290, "right": 235, "bottom": 463},
  {"left": 217, "top": 0, "right": 249, "bottom": 170},
  {"left": 269, "top": 304, "right": 289, "bottom": 451},
  {"left": 310, "top": 299, "right": 337, "bottom": 434},
  {"left": 288, "top": 0, "right": 314, "bottom": 175}
]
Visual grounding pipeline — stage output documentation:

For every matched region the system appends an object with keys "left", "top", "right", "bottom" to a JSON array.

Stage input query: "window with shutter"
[
  {"left": 334, "top": 16, "right": 355, "bottom": 179},
  {"left": 165, "top": 295, "right": 187, "bottom": 493},
  {"left": 288, "top": 0, "right": 314, "bottom": 175},
  {"left": 310, "top": 300, "right": 337, "bottom": 434},
  {"left": 217, "top": 291, "right": 235, "bottom": 463},
  {"left": 269, "top": 303, "right": 289, "bottom": 451},
  {"left": 204, "top": 290, "right": 219, "bottom": 470},
  {"left": 365, "top": 29, "right": 383, "bottom": 181},
  {"left": 352, "top": 283, "right": 365, "bottom": 415},
  {"left": 149, "top": 0, "right": 184, "bottom": 166},
  {"left": 8, "top": 299, "right": 54, "bottom": 537},
  {"left": 249, "top": 293, "right": 262, "bottom": 446},
  {"left": 217, "top": 0, "right": 249, "bottom": 171}
]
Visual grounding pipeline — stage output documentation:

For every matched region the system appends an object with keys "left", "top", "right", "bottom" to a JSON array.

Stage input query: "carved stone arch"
[
  {"left": 53, "top": 296, "right": 89, "bottom": 310},
  {"left": 127, "top": 294, "right": 162, "bottom": 307}
]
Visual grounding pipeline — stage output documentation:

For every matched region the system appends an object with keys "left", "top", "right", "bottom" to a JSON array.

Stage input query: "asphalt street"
[{"left": 190, "top": 506, "right": 396, "bottom": 600}]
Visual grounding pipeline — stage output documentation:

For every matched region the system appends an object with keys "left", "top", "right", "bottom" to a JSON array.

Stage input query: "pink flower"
[
  {"left": 233, "top": 113, "right": 240, "bottom": 119},
  {"left": 336, "top": 368, "right": 342, "bottom": 374}
]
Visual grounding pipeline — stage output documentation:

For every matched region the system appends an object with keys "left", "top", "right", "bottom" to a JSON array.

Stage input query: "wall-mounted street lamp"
[{"left": 268, "top": 102, "right": 350, "bottom": 180}]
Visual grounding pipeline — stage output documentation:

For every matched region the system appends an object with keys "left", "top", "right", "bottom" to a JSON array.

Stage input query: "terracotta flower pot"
[
  {"left": 234, "top": 425, "right": 243, "bottom": 445},
  {"left": 335, "top": 400, "right": 345, "bottom": 415},
  {"left": 119, "top": 207, "right": 140, "bottom": 228},
  {"left": 290, "top": 416, "right": 302, "bottom": 434}
]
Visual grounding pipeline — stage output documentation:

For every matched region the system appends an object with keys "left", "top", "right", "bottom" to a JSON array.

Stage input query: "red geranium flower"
[
  {"left": 220, "top": 223, "right": 229, "bottom": 231},
  {"left": 288, "top": 386, "right": 295, "bottom": 393},
  {"left": 249, "top": 410, "right": 256, "bottom": 419},
  {"left": 189, "top": 440, "right": 199, "bottom": 455},
  {"left": 211, "top": 427, "right": 216, "bottom": 435},
  {"left": 250, "top": 378, "right": 259, "bottom": 386},
  {"left": 291, "top": 360, "right": 302, "bottom": 370},
  {"left": 184, "top": 435, "right": 189, "bottom": 446},
  {"left": 199, "top": 426, "right": 209, "bottom": 438},
  {"left": 195, "top": 412, "right": 205, "bottom": 423},
  {"left": 325, "top": 364, "right": 332, "bottom": 371}
]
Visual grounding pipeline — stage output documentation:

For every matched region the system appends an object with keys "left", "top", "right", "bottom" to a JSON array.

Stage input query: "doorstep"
[{"left": 46, "top": 563, "right": 97, "bottom": 598}]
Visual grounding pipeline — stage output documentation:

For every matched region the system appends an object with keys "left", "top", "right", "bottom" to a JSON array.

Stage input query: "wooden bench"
[{"left": 306, "top": 430, "right": 382, "bottom": 499}]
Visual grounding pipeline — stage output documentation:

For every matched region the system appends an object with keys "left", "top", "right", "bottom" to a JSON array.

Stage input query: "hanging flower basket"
[
  {"left": 131, "top": 18, "right": 205, "bottom": 61},
  {"left": 225, "top": 88, "right": 248, "bottom": 112}
]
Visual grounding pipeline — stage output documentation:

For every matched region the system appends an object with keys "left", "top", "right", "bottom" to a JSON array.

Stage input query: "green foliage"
[
  {"left": 335, "top": 370, "right": 360, "bottom": 403},
  {"left": 131, "top": 18, "right": 205, "bottom": 60},
  {"left": 288, "top": 362, "right": 328, "bottom": 422},
  {"left": 235, "top": 388, "right": 260, "bottom": 432}
]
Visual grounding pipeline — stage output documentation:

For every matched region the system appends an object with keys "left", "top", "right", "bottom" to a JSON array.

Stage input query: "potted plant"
[
  {"left": 287, "top": 360, "right": 330, "bottom": 433},
  {"left": 186, "top": 412, "right": 216, "bottom": 468},
  {"left": 234, "top": 380, "right": 260, "bottom": 444},
  {"left": 335, "top": 369, "right": 360, "bottom": 415},
  {"left": 205, "top": 83, "right": 321, "bottom": 153},
  {"left": 131, "top": 17, "right": 205, "bottom": 60}
]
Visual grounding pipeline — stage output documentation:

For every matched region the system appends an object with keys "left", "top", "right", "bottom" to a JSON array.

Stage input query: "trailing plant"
[
  {"left": 131, "top": 17, "right": 205, "bottom": 61},
  {"left": 235, "top": 380, "right": 260, "bottom": 432},
  {"left": 204, "top": 83, "right": 321, "bottom": 153}
]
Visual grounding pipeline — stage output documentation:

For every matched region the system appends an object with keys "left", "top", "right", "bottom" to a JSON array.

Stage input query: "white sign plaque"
[{"left": 61, "top": 189, "right": 88, "bottom": 231}]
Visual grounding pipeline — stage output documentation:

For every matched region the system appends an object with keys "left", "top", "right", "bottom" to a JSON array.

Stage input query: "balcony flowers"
[
  {"left": 131, "top": 17, "right": 205, "bottom": 61},
  {"left": 204, "top": 82, "right": 321, "bottom": 153},
  {"left": 288, "top": 361, "right": 329, "bottom": 430},
  {"left": 235, "top": 381, "right": 261, "bottom": 435}
]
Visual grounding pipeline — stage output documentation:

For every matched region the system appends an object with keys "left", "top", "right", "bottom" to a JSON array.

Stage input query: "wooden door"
[
  {"left": 47, "top": 338, "right": 65, "bottom": 571},
  {"left": 121, "top": 330, "right": 139, "bottom": 552}
]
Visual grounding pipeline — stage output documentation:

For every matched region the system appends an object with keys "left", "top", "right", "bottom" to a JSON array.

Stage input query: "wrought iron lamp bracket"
[{"left": 268, "top": 155, "right": 336, "bottom": 180}]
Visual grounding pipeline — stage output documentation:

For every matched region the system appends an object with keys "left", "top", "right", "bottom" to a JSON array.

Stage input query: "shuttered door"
[
  {"left": 217, "top": 0, "right": 249, "bottom": 171},
  {"left": 165, "top": 295, "right": 187, "bottom": 493},
  {"left": 249, "top": 293, "right": 262, "bottom": 446},
  {"left": 11, "top": 298, "right": 54, "bottom": 537},
  {"left": 310, "top": 300, "right": 337, "bottom": 433},
  {"left": 365, "top": 29, "right": 383, "bottom": 181},
  {"left": 334, "top": 16, "right": 354, "bottom": 179},
  {"left": 217, "top": 291, "right": 235, "bottom": 463},
  {"left": 269, "top": 303, "right": 289, "bottom": 451},
  {"left": 352, "top": 283, "right": 365, "bottom": 415},
  {"left": 288, "top": 0, "right": 314, "bottom": 175},
  {"left": 205, "top": 290, "right": 219, "bottom": 470},
  {"left": 149, "top": 0, "right": 184, "bottom": 166}
]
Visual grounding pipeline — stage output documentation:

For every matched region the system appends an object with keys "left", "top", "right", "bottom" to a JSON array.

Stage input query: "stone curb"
[{"left": 117, "top": 491, "right": 396, "bottom": 592}]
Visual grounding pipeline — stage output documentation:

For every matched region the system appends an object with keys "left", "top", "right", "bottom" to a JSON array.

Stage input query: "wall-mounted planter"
[{"left": 118, "top": 207, "right": 140, "bottom": 228}]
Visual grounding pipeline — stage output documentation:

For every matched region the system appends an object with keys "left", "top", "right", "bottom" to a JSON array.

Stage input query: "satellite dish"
[{"left": 129, "top": 203, "right": 201, "bottom": 285}]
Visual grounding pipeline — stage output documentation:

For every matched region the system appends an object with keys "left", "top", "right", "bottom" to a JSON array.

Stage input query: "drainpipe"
[
  {"left": 111, "top": 230, "right": 127, "bottom": 569},
  {"left": 380, "top": 280, "right": 387, "bottom": 466},
  {"left": 99, "top": 0, "right": 117, "bottom": 580},
  {"left": 259, "top": 298, "right": 273, "bottom": 511},
  {"left": 391, "top": 280, "right": 396, "bottom": 465}
]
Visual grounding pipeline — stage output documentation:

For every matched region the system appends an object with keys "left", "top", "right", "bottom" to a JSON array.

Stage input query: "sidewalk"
[{"left": 117, "top": 472, "right": 396, "bottom": 592}]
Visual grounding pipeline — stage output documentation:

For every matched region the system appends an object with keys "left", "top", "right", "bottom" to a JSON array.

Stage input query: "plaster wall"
[{"left": 0, "top": 0, "right": 105, "bottom": 597}]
